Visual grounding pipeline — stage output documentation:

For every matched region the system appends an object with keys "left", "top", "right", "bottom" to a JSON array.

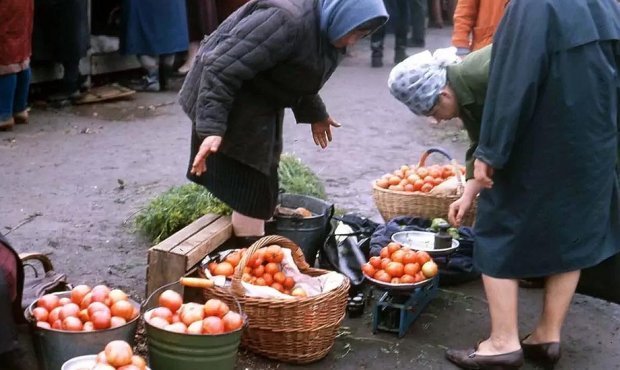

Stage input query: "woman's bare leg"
[
  {"left": 523, "top": 270, "right": 580, "bottom": 344},
  {"left": 476, "top": 275, "right": 522, "bottom": 355}
]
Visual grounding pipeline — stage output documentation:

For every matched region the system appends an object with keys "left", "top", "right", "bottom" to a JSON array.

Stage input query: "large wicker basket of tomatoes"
[
  {"left": 198, "top": 235, "right": 350, "bottom": 364},
  {"left": 372, "top": 147, "right": 477, "bottom": 226}
]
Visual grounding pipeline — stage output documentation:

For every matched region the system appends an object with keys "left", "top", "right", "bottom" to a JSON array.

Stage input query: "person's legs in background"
[
  {"left": 48, "top": 60, "right": 83, "bottom": 103},
  {"left": 371, "top": 0, "right": 408, "bottom": 67},
  {"left": 159, "top": 53, "right": 175, "bottom": 91},
  {"left": 370, "top": 23, "right": 386, "bottom": 67},
  {"left": 408, "top": 0, "right": 426, "bottom": 48},
  {"left": 392, "top": 0, "right": 409, "bottom": 64},
  {"left": 12, "top": 68, "right": 31, "bottom": 125},
  {"left": 178, "top": 41, "right": 199, "bottom": 75},
  {"left": 131, "top": 54, "right": 176, "bottom": 92},
  {"left": 133, "top": 54, "right": 161, "bottom": 92},
  {"left": 428, "top": 0, "right": 443, "bottom": 28},
  {"left": 0, "top": 73, "right": 17, "bottom": 131}
]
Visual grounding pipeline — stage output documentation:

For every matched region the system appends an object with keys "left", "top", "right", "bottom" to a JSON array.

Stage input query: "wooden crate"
[{"left": 146, "top": 214, "right": 232, "bottom": 296}]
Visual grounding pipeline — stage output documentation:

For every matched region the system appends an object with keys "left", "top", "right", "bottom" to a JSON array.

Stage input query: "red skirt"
[{"left": 0, "top": 0, "right": 33, "bottom": 74}]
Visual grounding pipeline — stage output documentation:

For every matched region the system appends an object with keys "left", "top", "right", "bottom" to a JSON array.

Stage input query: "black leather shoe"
[
  {"left": 394, "top": 49, "right": 408, "bottom": 64},
  {"left": 371, "top": 56, "right": 383, "bottom": 68},
  {"left": 521, "top": 335, "right": 561, "bottom": 368},
  {"left": 445, "top": 346, "right": 524, "bottom": 370}
]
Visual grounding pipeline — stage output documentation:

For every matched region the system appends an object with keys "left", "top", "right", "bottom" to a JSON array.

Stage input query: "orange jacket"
[{"left": 451, "top": 0, "right": 509, "bottom": 52}]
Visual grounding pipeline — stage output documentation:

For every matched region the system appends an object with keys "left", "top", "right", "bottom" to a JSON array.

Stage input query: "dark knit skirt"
[{"left": 187, "top": 148, "right": 279, "bottom": 220}]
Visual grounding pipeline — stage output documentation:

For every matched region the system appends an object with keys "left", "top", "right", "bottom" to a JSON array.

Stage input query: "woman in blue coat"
[
  {"left": 121, "top": 0, "right": 189, "bottom": 91},
  {"left": 445, "top": 0, "right": 620, "bottom": 369}
]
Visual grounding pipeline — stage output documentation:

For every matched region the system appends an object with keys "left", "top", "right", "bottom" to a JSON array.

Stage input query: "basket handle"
[
  {"left": 416, "top": 147, "right": 453, "bottom": 167},
  {"left": 417, "top": 147, "right": 467, "bottom": 196},
  {"left": 230, "top": 235, "right": 309, "bottom": 297}
]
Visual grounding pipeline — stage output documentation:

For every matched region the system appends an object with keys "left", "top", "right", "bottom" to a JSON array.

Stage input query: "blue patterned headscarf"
[
  {"left": 388, "top": 48, "right": 461, "bottom": 115},
  {"left": 319, "top": 0, "right": 388, "bottom": 43}
]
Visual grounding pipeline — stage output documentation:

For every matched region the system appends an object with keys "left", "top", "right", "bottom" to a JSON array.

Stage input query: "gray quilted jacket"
[{"left": 179, "top": 0, "right": 341, "bottom": 174}]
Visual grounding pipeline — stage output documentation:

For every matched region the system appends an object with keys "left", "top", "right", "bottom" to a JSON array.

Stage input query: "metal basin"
[
  {"left": 61, "top": 354, "right": 151, "bottom": 370},
  {"left": 24, "top": 291, "right": 140, "bottom": 370},
  {"left": 391, "top": 230, "right": 460, "bottom": 257}
]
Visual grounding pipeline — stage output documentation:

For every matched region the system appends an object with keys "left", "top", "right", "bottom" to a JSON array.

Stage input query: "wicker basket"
[
  {"left": 372, "top": 148, "right": 477, "bottom": 226},
  {"left": 199, "top": 235, "right": 349, "bottom": 364}
]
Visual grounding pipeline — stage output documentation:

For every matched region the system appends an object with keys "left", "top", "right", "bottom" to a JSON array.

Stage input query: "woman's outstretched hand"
[
  {"left": 191, "top": 135, "right": 222, "bottom": 176},
  {"left": 311, "top": 117, "right": 341, "bottom": 148}
]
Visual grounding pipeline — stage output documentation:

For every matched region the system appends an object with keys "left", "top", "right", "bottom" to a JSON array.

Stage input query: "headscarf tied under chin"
[
  {"left": 388, "top": 47, "right": 461, "bottom": 116},
  {"left": 319, "top": 0, "right": 388, "bottom": 43}
]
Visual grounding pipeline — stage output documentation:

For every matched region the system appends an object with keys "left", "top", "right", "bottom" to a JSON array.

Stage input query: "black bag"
[{"left": 318, "top": 214, "right": 380, "bottom": 292}]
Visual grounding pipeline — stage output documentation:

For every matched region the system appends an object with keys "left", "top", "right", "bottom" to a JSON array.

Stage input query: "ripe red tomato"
[
  {"left": 202, "top": 317, "right": 225, "bottom": 335},
  {"left": 387, "top": 242, "right": 401, "bottom": 255},
  {"left": 362, "top": 263, "right": 376, "bottom": 278},
  {"left": 159, "top": 290, "right": 183, "bottom": 313},
  {"left": 402, "top": 251, "right": 417, "bottom": 265},
  {"left": 385, "top": 262, "right": 404, "bottom": 278},
  {"left": 416, "top": 167, "right": 429, "bottom": 178},
  {"left": 369, "top": 256, "right": 382, "bottom": 268},
  {"left": 413, "top": 179, "right": 425, "bottom": 191},
  {"left": 428, "top": 168, "right": 442, "bottom": 178},
  {"left": 416, "top": 251, "right": 432, "bottom": 265},
  {"left": 404, "top": 262, "right": 420, "bottom": 276},
  {"left": 222, "top": 311, "right": 243, "bottom": 332},
  {"left": 374, "top": 270, "right": 391, "bottom": 282},
  {"left": 37, "top": 294, "right": 60, "bottom": 312}
]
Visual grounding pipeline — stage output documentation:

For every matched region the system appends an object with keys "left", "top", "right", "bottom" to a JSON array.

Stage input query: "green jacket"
[{"left": 446, "top": 44, "right": 492, "bottom": 179}]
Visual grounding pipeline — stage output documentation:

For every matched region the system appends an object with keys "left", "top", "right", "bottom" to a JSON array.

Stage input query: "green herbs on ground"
[{"left": 135, "top": 154, "right": 326, "bottom": 243}]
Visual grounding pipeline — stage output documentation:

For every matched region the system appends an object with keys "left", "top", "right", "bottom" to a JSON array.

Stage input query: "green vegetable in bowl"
[{"left": 430, "top": 218, "right": 449, "bottom": 232}]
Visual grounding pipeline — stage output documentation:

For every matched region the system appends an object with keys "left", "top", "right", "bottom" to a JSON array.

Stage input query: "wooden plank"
[
  {"left": 170, "top": 216, "right": 233, "bottom": 270},
  {"left": 146, "top": 249, "right": 187, "bottom": 296},
  {"left": 151, "top": 214, "right": 221, "bottom": 252}
]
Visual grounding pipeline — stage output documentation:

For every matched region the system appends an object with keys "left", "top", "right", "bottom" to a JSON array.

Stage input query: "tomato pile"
[
  {"left": 92, "top": 340, "right": 147, "bottom": 370},
  {"left": 207, "top": 244, "right": 308, "bottom": 297},
  {"left": 375, "top": 164, "right": 465, "bottom": 193},
  {"left": 32, "top": 285, "right": 138, "bottom": 332},
  {"left": 362, "top": 242, "right": 439, "bottom": 284},
  {"left": 144, "top": 290, "right": 243, "bottom": 335}
]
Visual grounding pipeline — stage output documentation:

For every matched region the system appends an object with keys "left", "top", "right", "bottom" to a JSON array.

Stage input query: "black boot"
[
  {"left": 394, "top": 47, "right": 408, "bottom": 64},
  {"left": 370, "top": 29, "right": 385, "bottom": 68}
]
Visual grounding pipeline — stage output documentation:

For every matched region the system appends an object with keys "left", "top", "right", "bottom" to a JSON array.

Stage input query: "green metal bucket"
[
  {"left": 144, "top": 281, "right": 244, "bottom": 370},
  {"left": 145, "top": 324, "right": 242, "bottom": 370}
]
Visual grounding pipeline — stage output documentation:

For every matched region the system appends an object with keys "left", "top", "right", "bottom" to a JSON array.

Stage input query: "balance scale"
[{"left": 370, "top": 276, "right": 439, "bottom": 338}]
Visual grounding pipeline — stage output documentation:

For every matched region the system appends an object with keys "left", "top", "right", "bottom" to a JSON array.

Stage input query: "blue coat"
[
  {"left": 473, "top": 0, "right": 620, "bottom": 278},
  {"left": 120, "top": 0, "right": 189, "bottom": 55}
]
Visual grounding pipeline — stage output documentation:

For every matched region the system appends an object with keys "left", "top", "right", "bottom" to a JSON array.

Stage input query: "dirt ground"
[{"left": 2, "top": 28, "right": 619, "bottom": 370}]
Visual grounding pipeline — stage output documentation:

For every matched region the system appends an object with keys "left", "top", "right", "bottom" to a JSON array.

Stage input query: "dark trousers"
[
  {"left": 371, "top": 0, "right": 409, "bottom": 57},
  {"left": 0, "top": 69, "right": 31, "bottom": 121},
  {"left": 409, "top": 0, "right": 426, "bottom": 45}
]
